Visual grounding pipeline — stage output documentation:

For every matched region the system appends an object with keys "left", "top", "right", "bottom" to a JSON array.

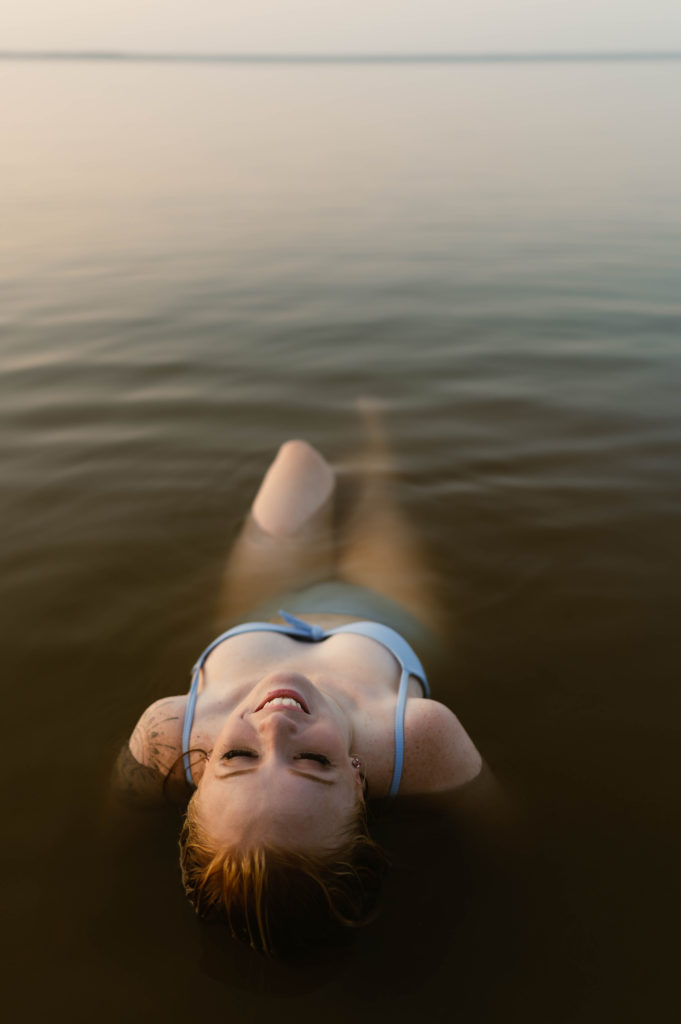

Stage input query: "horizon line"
[{"left": 2, "top": 49, "right": 681, "bottom": 64}]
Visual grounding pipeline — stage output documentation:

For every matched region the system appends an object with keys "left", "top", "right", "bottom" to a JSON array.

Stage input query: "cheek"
[{"left": 320, "top": 724, "right": 351, "bottom": 758}]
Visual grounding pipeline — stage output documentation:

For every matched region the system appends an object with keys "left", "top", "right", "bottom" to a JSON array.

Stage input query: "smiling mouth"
[{"left": 255, "top": 689, "right": 310, "bottom": 713}]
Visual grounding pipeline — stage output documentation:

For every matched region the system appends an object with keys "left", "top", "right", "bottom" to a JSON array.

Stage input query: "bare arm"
[
  {"left": 112, "top": 742, "right": 166, "bottom": 806},
  {"left": 403, "top": 699, "right": 483, "bottom": 794},
  {"left": 402, "top": 699, "right": 516, "bottom": 833},
  {"left": 110, "top": 697, "right": 186, "bottom": 807}
]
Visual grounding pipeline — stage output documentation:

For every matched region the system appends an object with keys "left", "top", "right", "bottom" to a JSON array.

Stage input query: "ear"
[{"left": 350, "top": 755, "right": 365, "bottom": 791}]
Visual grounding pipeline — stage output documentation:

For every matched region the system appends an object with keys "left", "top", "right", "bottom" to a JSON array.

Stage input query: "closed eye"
[
  {"left": 220, "top": 750, "right": 332, "bottom": 766},
  {"left": 296, "top": 753, "right": 331, "bottom": 766}
]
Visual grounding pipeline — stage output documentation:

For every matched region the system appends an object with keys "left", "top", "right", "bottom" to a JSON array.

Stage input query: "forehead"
[{"left": 198, "top": 770, "right": 357, "bottom": 848}]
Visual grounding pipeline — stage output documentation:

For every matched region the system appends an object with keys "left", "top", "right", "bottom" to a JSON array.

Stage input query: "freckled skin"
[{"left": 115, "top": 641, "right": 481, "bottom": 807}]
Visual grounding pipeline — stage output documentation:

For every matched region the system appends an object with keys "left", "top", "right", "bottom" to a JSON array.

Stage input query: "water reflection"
[{"left": 2, "top": 56, "right": 680, "bottom": 1020}]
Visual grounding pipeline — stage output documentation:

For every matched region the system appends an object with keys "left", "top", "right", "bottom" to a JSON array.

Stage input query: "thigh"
[
  {"left": 336, "top": 402, "right": 445, "bottom": 634},
  {"left": 338, "top": 489, "right": 445, "bottom": 635},
  {"left": 214, "top": 440, "right": 336, "bottom": 625}
]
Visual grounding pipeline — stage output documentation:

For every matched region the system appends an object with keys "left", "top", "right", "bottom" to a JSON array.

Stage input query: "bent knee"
[
  {"left": 276, "top": 438, "right": 325, "bottom": 466},
  {"left": 271, "top": 439, "right": 334, "bottom": 487},
  {"left": 252, "top": 439, "right": 334, "bottom": 536}
]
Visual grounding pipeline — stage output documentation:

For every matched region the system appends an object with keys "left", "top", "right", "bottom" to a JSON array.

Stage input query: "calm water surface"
[{"left": 2, "top": 58, "right": 680, "bottom": 1021}]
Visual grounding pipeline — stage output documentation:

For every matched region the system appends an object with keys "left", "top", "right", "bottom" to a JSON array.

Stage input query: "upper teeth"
[{"left": 264, "top": 697, "right": 303, "bottom": 709}]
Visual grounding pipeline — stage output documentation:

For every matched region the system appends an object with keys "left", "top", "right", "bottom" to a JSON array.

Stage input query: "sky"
[{"left": 4, "top": 0, "right": 681, "bottom": 54}]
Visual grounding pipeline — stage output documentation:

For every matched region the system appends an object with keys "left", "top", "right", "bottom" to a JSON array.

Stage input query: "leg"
[
  {"left": 215, "top": 440, "right": 336, "bottom": 625},
  {"left": 337, "top": 399, "right": 445, "bottom": 634}
]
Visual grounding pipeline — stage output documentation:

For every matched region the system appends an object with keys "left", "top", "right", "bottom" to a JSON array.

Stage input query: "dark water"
[{"left": 2, "top": 58, "right": 680, "bottom": 1020}]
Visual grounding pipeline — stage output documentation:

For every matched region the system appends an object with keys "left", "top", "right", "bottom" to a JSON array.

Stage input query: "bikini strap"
[
  {"left": 181, "top": 612, "right": 430, "bottom": 793},
  {"left": 278, "top": 609, "right": 325, "bottom": 640},
  {"left": 181, "top": 617, "right": 316, "bottom": 786},
  {"left": 325, "top": 620, "right": 429, "bottom": 796}
]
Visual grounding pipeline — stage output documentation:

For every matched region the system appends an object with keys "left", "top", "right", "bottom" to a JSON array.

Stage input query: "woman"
[{"left": 114, "top": 403, "right": 483, "bottom": 954}]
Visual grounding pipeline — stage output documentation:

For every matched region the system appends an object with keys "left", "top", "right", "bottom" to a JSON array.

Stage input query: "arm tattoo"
[
  {"left": 113, "top": 745, "right": 165, "bottom": 805},
  {"left": 114, "top": 698, "right": 183, "bottom": 805}
]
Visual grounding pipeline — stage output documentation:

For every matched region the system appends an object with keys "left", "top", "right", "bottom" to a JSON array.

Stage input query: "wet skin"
[{"left": 195, "top": 671, "right": 365, "bottom": 851}]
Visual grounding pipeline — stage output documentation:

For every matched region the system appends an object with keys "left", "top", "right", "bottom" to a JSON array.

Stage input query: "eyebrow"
[{"left": 215, "top": 767, "right": 337, "bottom": 787}]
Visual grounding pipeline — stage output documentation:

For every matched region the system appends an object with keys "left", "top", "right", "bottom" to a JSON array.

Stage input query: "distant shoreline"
[{"left": 2, "top": 50, "right": 681, "bottom": 64}]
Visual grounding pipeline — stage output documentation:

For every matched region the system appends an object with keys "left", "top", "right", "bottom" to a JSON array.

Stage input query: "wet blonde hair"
[{"left": 179, "top": 792, "right": 388, "bottom": 955}]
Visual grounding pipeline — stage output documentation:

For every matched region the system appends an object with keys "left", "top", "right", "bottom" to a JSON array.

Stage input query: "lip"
[{"left": 255, "top": 689, "right": 310, "bottom": 714}]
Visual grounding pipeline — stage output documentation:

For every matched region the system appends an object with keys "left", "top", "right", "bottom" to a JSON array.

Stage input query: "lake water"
[{"left": 2, "top": 56, "right": 680, "bottom": 1021}]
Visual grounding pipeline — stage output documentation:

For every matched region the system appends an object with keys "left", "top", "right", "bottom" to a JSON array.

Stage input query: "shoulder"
[
  {"left": 127, "top": 695, "right": 186, "bottom": 771},
  {"left": 401, "top": 698, "right": 483, "bottom": 794},
  {"left": 112, "top": 696, "right": 187, "bottom": 806}
]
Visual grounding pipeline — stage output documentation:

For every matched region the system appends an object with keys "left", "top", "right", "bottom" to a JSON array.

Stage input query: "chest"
[
  {"left": 185, "top": 629, "right": 423, "bottom": 795},
  {"left": 196, "top": 629, "right": 414, "bottom": 703}
]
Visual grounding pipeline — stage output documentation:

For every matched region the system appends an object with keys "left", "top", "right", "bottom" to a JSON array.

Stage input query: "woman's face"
[{"left": 195, "top": 671, "right": 364, "bottom": 851}]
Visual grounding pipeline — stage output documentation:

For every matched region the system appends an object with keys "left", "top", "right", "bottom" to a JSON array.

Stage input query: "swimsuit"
[
  {"left": 181, "top": 609, "right": 431, "bottom": 797},
  {"left": 245, "top": 580, "right": 435, "bottom": 655}
]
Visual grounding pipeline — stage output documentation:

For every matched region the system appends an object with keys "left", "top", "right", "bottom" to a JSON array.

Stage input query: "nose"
[{"left": 254, "top": 709, "right": 301, "bottom": 743}]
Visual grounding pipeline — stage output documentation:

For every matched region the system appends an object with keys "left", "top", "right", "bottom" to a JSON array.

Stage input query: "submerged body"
[
  {"left": 116, "top": 409, "right": 484, "bottom": 949},
  {"left": 127, "top": 606, "right": 480, "bottom": 808}
]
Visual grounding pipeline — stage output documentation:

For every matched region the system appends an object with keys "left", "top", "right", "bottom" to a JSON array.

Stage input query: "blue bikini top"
[{"left": 181, "top": 609, "right": 430, "bottom": 797}]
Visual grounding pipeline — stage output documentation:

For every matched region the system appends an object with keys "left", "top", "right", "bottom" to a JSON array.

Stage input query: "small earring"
[{"left": 351, "top": 756, "right": 361, "bottom": 769}]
